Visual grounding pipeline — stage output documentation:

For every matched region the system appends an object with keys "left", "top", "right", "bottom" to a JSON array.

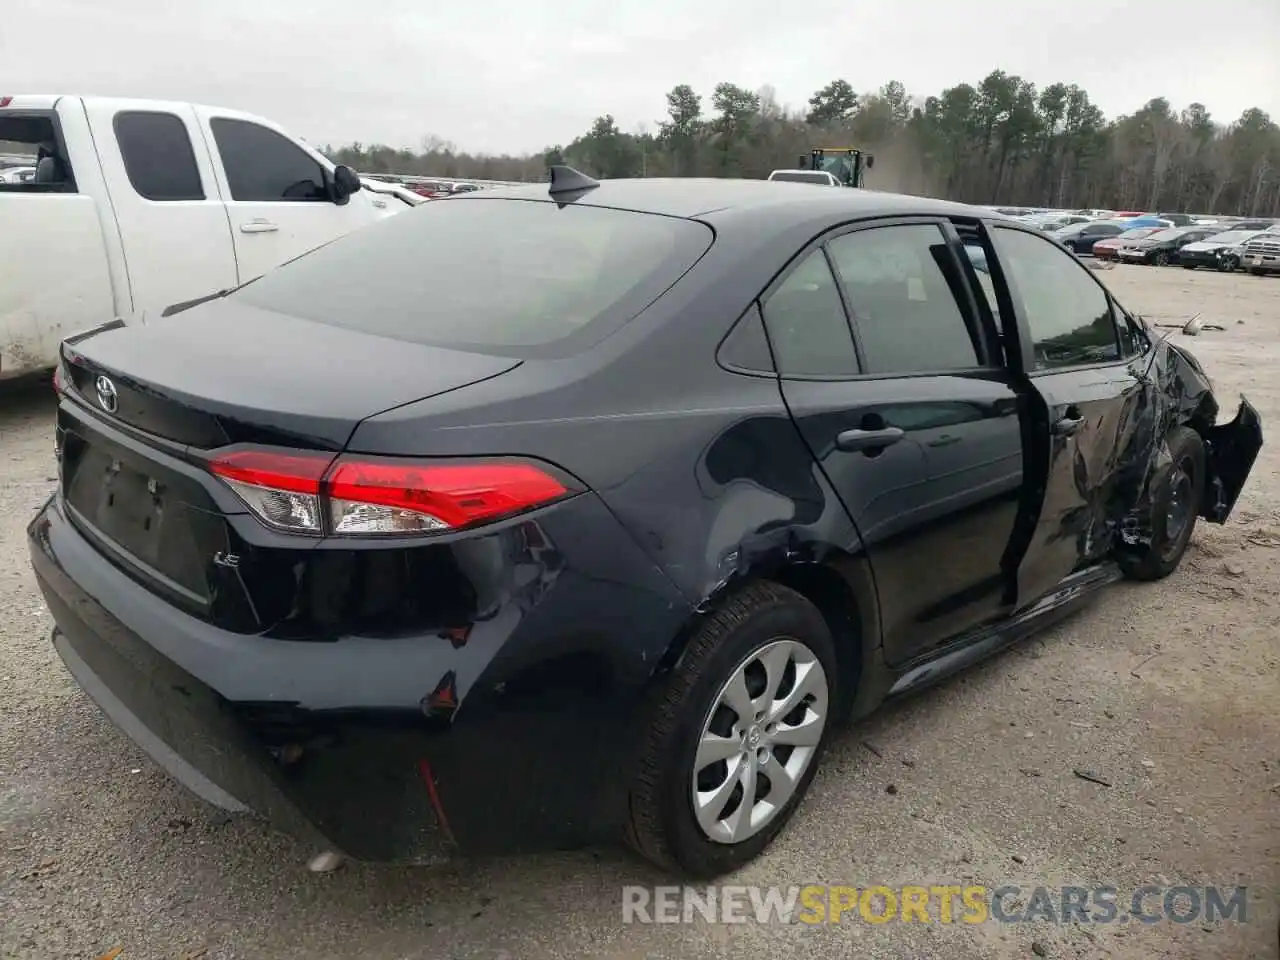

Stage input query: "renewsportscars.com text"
[{"left": 621, "top": 884, "right": 1250, "bottom": 925}]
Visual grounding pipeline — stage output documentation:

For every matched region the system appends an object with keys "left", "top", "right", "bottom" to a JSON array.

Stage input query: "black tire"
[
  {"left": 624, "top": 581, "right": 839, "bottom": 877},
  {"left": 1154, "top": 251, "right": 1170, "bottom": 267},
  {"left": 1118, "top": 426, "right": 1205, "bottom": 581},
  {"left": 1217, "top": 256, "right": 1238, "bottom": 273}
]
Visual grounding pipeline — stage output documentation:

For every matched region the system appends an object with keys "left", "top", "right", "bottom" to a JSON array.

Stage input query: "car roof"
[{"left": 459, "top": 177, "right": 1002, "bottom": 226}]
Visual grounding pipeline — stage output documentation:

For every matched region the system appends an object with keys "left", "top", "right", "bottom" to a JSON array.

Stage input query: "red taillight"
[
  {"left": 0, "top": 97, "right": 12, "bottom": 108},
  {"left": 209, "top": 449, "right": 333, "bottom": 494},
  {"left": 209, "top": 448, "right": 577, "bottom": 537},
  {"left": 52, "top": 364, "right": 67, "bottom": 395}
]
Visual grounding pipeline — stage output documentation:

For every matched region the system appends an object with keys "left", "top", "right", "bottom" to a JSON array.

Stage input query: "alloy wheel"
[{"left": 691, "top": 638, "right": 829, "bottom": 845}]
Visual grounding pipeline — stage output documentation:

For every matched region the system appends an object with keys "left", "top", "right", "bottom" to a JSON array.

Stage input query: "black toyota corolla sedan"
[{"left": 30, "top": 171, "right": 1262, "bottom": 878}]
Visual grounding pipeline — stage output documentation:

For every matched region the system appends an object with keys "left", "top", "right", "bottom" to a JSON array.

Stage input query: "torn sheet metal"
[{"left": 1111, "top": 331, "right": 1263, "bottom": 548}]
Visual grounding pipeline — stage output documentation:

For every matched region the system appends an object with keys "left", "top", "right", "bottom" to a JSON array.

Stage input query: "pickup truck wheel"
[
  {"left": 1119, "top": 426, "right": 1206, "bottom": 582},
  {"left": 624, "top": 582, "right": 836, "bottom": 877}
]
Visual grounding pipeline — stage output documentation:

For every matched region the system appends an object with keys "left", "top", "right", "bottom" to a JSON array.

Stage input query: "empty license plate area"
[{"left": 61, "top": 427, "right": 215, "bottom": 602}]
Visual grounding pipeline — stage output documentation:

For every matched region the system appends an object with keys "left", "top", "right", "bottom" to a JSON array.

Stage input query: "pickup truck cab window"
[
  {"left": 210, "top": 118, "right": 327, "bottom": 202},
  {"left": 113, "top": 111, "right": 204, "bottom": 202},
  {"left": 992, "top": 226, "right": 1119, "bottom": 370},
  {"left": 760, "top": 249, "right": 859, "bottom": 378},
  {"left": 826, "top": 224, "right": 981, "bottom": 374}
]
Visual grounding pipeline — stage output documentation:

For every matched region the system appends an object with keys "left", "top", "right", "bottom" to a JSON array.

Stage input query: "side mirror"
[
  {"left": 330, "top": 165, "right": 362, "bottom": 204},
  {"left": 864, "top": 155, "right": 875, "bottom": 170}
]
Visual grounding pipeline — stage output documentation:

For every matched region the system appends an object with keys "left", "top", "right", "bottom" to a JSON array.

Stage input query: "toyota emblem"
[{"left": 94, "top": 375, "right": 119, "bottom": 414}]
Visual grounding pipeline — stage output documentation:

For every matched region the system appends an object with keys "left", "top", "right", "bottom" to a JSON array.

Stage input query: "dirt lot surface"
[{"left": 1, "top": 266, "right": 1277, "bottom": 960}]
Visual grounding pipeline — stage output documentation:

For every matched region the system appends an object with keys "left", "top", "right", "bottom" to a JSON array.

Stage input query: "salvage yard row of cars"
[
  {"left": 987, "top": 204, "right": 1280, "bottom": 274},
  {"left": 15, "top": 125, "right": 1264, "bottom": 879}
]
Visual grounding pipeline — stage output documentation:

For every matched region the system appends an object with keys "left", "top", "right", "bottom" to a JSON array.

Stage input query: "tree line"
[{"left": 321, "top": 71, "right": 1280, "bottom": 216}]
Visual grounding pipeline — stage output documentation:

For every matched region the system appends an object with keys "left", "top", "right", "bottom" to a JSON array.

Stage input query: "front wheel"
[
  {"left": 624, "top": 582, "right": 838, "bottom": 877},
  {"left": 1218, "top": 255, "right": 1239, "bottom": 273},
  {"left": 1118, "top": 426, "right": 1205, "bottom": 581},
  {"left": 1154, "top": 251, "right": 1170, "bottom": 266}
]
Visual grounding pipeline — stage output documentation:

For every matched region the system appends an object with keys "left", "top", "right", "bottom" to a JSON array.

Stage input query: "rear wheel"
[
  {"left": 624, "top": 582, "right": 837, "bottom": 877},
  {"left": 1119, "top": 426, "right": 1205, "bottom": 581},
  {"left": 1154, "top": 251, "right": 1170, "bottom": 266}
]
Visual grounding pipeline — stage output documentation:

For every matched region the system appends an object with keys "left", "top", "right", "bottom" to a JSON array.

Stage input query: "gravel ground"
[{"left": 1, "top": 266, "right": 1277, "bottom": 960}]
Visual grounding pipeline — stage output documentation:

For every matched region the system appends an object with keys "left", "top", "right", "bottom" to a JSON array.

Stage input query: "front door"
[
  {"left": 986, "top": 223, "right": 1145, "bottom": 609},
  {"left": 196, "top": 110, "right": 375, "bottom": 284},
  {"left": 764, "top": 219, "right": 1028, "bottom": 665}
]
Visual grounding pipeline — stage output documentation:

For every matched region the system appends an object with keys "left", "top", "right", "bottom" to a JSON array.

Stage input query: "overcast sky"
[{"left": 5, "top": 0, "right": 1279, "bottom": 155}]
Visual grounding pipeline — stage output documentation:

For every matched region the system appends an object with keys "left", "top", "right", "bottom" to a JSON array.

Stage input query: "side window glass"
[
  {"left": 962, "top": 241, "right": 1001, "bottom": 330},
  {"left": 717, "top": 303, "right": 774, "bottom": 373},
  {"left": 114, "top": 111, "right": 204, "bottom": 201},
  {"left": 826, "top": 223, "right": 980, "bottom": 374},
  {"left": 1113, "top": 303, "right": 1147, "bottom": 357},
  {"left": 995, "top": 227, "right": 1119, "bottom": 369},
  {"left": 210, "top": 118, "right": 327, "bottom": 202},
  {"left": 760, "top": 250, "right": 859, "bottom": 378}
]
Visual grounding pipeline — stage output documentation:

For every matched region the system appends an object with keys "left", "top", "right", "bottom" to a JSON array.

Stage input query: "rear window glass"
[{"left": 233, "top": 198, "right": 713, "bottom": 355}]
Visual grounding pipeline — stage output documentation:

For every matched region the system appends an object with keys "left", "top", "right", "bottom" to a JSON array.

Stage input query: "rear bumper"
[{"left": 29, "top": 491, "right": 691, "bottom": 861}]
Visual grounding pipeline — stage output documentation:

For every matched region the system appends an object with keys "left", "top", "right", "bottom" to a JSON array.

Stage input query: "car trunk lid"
[
  {"left": 61, "top": 300, "right": 521, "bottom": 451},
  {"left": 55, "top": 301, "right": 521, "bottom": 632}
]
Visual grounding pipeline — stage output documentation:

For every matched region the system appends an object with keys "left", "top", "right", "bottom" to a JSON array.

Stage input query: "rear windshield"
[{"left": 235, "top": 197, "right": 712, "bottom": 355}]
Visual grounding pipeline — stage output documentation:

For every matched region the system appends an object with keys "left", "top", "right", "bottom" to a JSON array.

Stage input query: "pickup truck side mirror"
[{"left": 329, "top": 165, "right": 362, "bottom": 205}]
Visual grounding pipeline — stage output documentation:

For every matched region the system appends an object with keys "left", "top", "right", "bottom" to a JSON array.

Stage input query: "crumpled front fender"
[{"left": 1117, "top": 337, "right": 1263, "bottom": 548}]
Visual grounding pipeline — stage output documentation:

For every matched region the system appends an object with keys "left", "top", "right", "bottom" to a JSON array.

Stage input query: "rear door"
[
  {"left": 195, "top": 109, "right": 379, "bottom": 284},
  {"left": 764, "top": 217, "right": 1029, "bottom": 665},
  {"left": 984, "top": 222, "right": 1146, "bottom": 609},
  {"left": 84, "top": 101, "right": 238, "bottom": 318}
]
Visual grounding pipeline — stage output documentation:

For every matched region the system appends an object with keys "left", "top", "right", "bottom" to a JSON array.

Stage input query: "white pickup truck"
[{"left": 0, "top": 95, "right": 422, "bottom": 380}]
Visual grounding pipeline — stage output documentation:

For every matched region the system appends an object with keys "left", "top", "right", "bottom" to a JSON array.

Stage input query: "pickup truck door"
[
  {"left": 982, "top": 222, "right": 1146, "bottom": 609},
  {"left": 764, "top": 219, "right": 1027, "bottom": 666},
  {"left": 195, "top": 108, "right": 381, "bottom": 284},
  {"left": 82, "top": 100, "right": 238, "bottom": 319}
]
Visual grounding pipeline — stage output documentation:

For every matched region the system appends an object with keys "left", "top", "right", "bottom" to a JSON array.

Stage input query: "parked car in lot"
[
  {"left": 1092, "top": 227, "right": 1162, "bottom": 261},
  {"left": 30, "top": 174, "right": 1261, "bottom": 878},
  {"left": 0, "top": 94, "right": 420, "bottom": 380},
  {"left": 1117, "top": 216, "right": 1174, "bottom": 230},
  {"left": 1178, "top": 229, "right": 1270, "bottom": 271},
  {"left": 1117, "top": 226, "right": 1221, "bottom": 266},
  {"left": 1051, "top": 219, "right": 1128, "bottom": 254},
  {"left": 1241, "top": 230, "right": 1280, "bottom": 275},
  {"left": 1227, "top": 219, "right": 1277, "bottom": 231},
  {"left": 0, "top": 163, "right": 35, "bottom": 183}
]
